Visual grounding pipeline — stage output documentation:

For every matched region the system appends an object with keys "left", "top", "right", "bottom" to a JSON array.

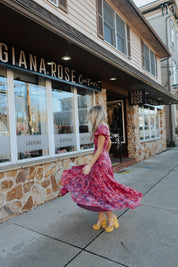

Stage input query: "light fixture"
[
  {"left": 109, "top": 77, "right": 117, "bottom": 81},
  {"left": 158, "top": 98, "right": 162, "bottom": 100},
  {"left": 145, "top": 92, "right": 149, "bottom": 95},
  {"left": 61, "top": 56, "right": 71, "bottom": 61},
  {"left": 97, "top": 80, "right": 102, "bottom": 83}
]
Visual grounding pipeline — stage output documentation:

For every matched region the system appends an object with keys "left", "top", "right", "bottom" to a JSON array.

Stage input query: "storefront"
[
  {"left": 0, "top": 0, "right": 177, "bottom": 222},
  {"left": 0, "top": 42, "right": 101, "bottom": 165}
]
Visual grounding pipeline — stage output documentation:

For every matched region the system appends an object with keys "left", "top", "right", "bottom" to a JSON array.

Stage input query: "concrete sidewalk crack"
[
  {"left": 7, "top": 221, "right": 82, "bottom": 250},
  {"left": 141, "top": 204, "right": 178, "bottom": 213},
  {"left": 143, "top": 168, "right": 174, "bottom": 196}
]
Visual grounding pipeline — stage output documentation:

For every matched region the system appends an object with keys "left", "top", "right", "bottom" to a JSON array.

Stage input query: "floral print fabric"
[{"left": 60, "top": 124, "right": 143, "bottom": 211}]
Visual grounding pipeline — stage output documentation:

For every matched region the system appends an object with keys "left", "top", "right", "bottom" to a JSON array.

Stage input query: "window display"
[
  {"left": 14, "top": 71, "right": 49, "bottom": 159},
  {"left": 139, "top": 106, "right": 161, "bottom": 141},
  {"left": 52, "top": 83, "right": 76, "bottom": 154}
]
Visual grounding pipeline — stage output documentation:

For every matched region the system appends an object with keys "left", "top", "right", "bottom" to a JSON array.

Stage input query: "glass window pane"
[
  {"left": 104, "top": 24, "right": 114, "bottom": 45},
  {"left": 52, "top": 82, "right": 76, "bottom": 154},
  {"left": 139, "top": 107, "right": 144, "bottom": 140},
  {"left": 117, "top": 35, "right": 126, "bottom": 54},
  {"left": 0, "top": 66, "right": 10, "bottom": 163},
  {"left": 144, "top": 44, "right": 150, "bottom": 72},
  {"left": 104, "top": 1, "right": 115, "bottom": 46},
  {"left": 77, "top": 88, "right": 93, "bottom": 150},
  {"left": 14, "top": 71, "right": 49, "bottom": 160},
  {"left": 116, "top": 15, "right": 126, "bottom": 54},
  {"left": 150, "top": 50, "right": 156, "bottom": 76},
  {"left": 156, "top": 109, "right": 160, "bottom": 137},
  {"left": 150, "top": 108, "right": 156, "bottom": 138},
  {"left": 144, "top": 108, "right": 150, "bottom": 139}
]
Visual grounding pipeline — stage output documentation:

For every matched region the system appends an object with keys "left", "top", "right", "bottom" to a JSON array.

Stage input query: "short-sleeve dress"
[{"left": 60, "top": 124, "right": 143, "bottom": 211}]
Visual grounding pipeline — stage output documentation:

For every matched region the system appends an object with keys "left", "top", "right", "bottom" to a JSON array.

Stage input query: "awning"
[{"left": 0, "top": 0, "right": 178, "bottom": 105}]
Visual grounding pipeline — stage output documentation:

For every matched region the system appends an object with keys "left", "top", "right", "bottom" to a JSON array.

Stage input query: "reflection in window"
[
  {"left": 0, "top": 67, "right": 10, "bottom": 163},
  {"left": 139, "top": 106, "right": 161, "bottom": 141},
  {"left": 77, "top": 88, "right": 94, "bottom": 150},
  {"left": 14, "top": 71, "right": 49, "bottom": 160},
  {"left": 52, "top": 83, "right": 76, "bottom": 154}
]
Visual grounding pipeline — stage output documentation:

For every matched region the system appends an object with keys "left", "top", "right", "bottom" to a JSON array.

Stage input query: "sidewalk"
[{"left": 0, "top": 147, "right": 178, "bottom": 267}]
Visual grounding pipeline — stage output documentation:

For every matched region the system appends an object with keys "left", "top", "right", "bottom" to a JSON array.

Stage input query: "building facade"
[
  {"left": 140, "top": 0, "right": 178, "bottom": 146},
  {"left": 0, "top": 0, "right": 177, "bottom": 222}
]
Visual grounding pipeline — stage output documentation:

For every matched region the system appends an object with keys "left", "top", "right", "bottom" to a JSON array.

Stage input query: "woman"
[{"left": 60, "top": 105, "right": 143, "bottom": 232}]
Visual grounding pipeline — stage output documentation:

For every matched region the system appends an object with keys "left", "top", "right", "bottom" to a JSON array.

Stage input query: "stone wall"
[
  {"left": 0, "top": 154, "right": 93, "bottom": 223},
  {"left": 126, "top": 101, "right": 167, "bottom": 162}
]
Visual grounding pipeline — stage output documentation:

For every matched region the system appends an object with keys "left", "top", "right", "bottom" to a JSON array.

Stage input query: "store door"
[{"left": 107, "top": 100, "right": 127, "bottom": 157}]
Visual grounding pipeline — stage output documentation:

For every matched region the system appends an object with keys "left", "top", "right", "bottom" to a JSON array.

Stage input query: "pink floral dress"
[{"left": 60, "top": 124, "right": 143, "bottom": 211}]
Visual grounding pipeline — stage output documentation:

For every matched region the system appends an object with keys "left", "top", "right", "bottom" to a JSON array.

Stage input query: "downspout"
[{"left": 165, "top": 13, "right": 174, "bottom": 146}]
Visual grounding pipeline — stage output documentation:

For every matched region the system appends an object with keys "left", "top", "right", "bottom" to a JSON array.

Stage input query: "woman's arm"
[
  {"left": 83, "top": 135, "right": 105, "bottom": 175},
  {"left": 107, "top": 138, "right": 111, "bottom": 152}
]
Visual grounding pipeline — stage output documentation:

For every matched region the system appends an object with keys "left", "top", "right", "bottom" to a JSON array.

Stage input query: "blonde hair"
[{"left": 87, "top": 105, "right": 107, "bottom": 140}]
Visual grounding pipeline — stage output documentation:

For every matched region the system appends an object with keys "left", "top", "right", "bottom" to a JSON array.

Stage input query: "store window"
[
  {"left": 0, "top": 66, "right": 10, "bottom": 163},
  {"left": 0, "top": 67, "right": 95, "bottom": 166},
  {"left": 14, "top": 71, "right": 49, "bottom": 160},
  {"left": 52, "top": 83, "right": 76, "bottom": 154},
  {"left": 139, "top": 106, "right": 161, "bottom": 141},
  {"left": 77, "top": 88, "right": 94, "bottom": 150}
]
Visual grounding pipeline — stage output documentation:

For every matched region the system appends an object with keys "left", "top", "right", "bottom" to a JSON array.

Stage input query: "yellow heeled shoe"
[
  {"left": 105, "top": 216, "right": 119, "bottom": 232},
  {"left": 92, "top": 216, "right": 107, "bottom": 230}
]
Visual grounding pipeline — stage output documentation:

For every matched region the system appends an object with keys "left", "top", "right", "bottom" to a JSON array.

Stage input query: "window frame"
[
  {"left": 0, "top": 67, "right": 95, "bottom": 167},
  {"left": 47, "top": 0, "right": 68, "bottom": 13},
  {"left": 139, "top": 106, "right": 161, "bottom": 142},
  {"left": 98, "top": 0, "right": 130, "bottom": 57},
  {"left": 142, "top": 42, "right": 157, "bottom": 77}
]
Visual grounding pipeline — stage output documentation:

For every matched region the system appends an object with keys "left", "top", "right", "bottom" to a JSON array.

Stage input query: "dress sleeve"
[{"left": 94, "top": 124, "right": 109, "bottom": 137}]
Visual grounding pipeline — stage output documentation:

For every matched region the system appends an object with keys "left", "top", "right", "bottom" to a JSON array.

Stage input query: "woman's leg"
[
  {"left": 106, "top": 211, "right": 116, "bottom": 227},
  {"left": 95, "top": 211, "right": 106, "bottom": 225}
]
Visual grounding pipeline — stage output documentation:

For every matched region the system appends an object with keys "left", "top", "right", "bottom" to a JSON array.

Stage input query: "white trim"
[
  {"left": 7, "top": 69, "right": 17, "bottom": 163},
  {"left": 46, "top": 79, "right": 55, "bottom": 157},
  {"left": 48, "top": 0, "right": 58, "bottom": 7},
  {"left": 140, "top": 137, "right": 161, "bottom": 143},
  {"left": 73, "top": 87, "right": 80, "bottom": 151}
]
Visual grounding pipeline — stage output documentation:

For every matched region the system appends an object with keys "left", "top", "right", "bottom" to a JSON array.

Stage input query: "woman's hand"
[{"left": 83, "top": 164, "right": 91, "bottom": 175}]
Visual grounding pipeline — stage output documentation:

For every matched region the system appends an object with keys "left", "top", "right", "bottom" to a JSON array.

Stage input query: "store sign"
[
  {"left": 129, "top": 89, "right": 146, "bottom": 105},
  {"left": 0, "top": 42, "right": 101, "bottom": 91}
]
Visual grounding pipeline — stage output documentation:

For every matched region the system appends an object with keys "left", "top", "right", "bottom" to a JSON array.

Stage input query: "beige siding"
[{"left": 34, "top": 0, "right": 162, "bottom": 84}]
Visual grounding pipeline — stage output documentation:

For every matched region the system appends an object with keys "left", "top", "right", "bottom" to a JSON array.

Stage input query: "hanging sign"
[
  {"left": 129, "top": 89, "right": 146, "bottom": 105},
  {"left": 0, "top": 42, "right": 101, "bottom": 91}
]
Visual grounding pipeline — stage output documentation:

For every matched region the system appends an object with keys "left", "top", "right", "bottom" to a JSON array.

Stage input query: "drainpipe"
[{"left": 165, "top": 13, "right": 174, "bottom": 146}]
